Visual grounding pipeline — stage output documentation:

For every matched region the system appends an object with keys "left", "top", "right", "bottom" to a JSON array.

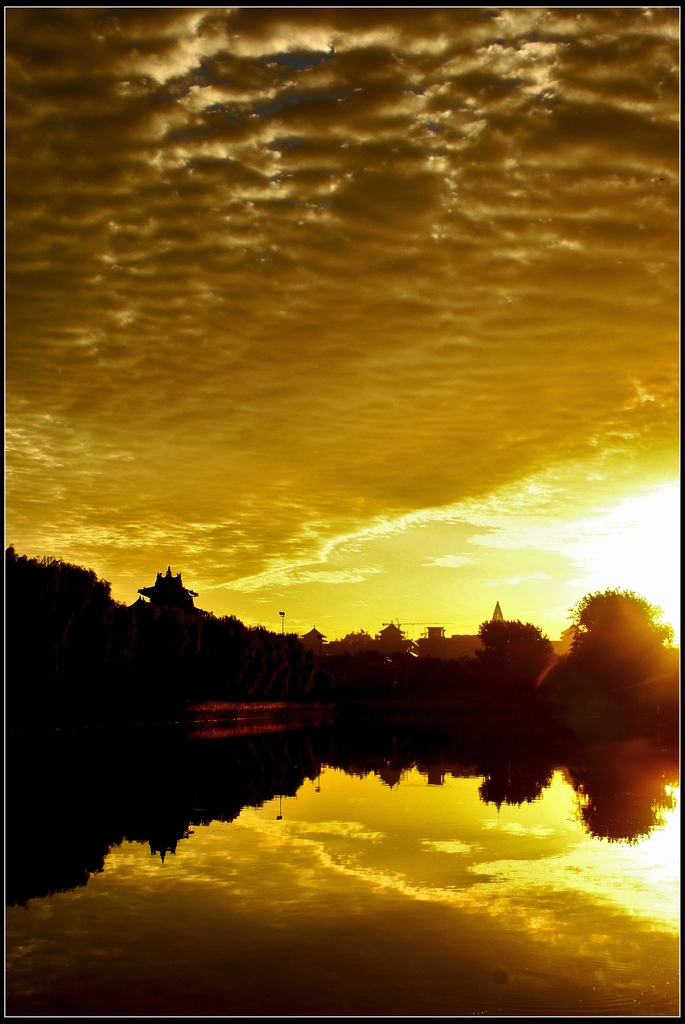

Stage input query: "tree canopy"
[
  {"left": 5, "top": 546, "right": 316, "bottom": 726},
  {"left": 570, "top": 588, "right": 673, "bottom": 651},
  {"left": 567, "top": 588, "right": 675, "bottom": 691},
  {"left": 475, "top": 619, "right": 554, "bottom": 684}
]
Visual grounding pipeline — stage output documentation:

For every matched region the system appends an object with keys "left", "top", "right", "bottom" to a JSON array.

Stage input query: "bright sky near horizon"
[{"left": 6, "top": 8, "right": 679, "bottom": 642}]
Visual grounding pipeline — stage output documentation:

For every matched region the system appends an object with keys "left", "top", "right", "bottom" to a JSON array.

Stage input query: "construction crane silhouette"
[{"left": 382, "top": 620, "right": 449, "bottom": 630}]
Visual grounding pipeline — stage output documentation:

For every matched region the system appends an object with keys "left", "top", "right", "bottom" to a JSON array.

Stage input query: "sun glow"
[
  {"left": 6, "top": 8, "right": 679, "bottom": 649},
  {"left": 566, "top": 483, "right": 680, "bottom": 642}
]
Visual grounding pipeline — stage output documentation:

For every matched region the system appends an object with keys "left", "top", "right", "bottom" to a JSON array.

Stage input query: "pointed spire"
[{"left": 492, "top": 601, "right": 503, "bottom": 621}]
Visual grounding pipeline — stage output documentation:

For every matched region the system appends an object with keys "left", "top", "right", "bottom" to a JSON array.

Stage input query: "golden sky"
[{"left": 5, "top": 8, "right": 679, "bottom": 641}]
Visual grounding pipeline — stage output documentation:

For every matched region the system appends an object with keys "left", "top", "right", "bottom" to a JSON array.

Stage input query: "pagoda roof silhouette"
[
  {"left": 302, "top": 627, "right": 327, "bottom": 640},
  {"left": 137, "top": 566, "right": 198, "bottom": 612},
  {"left": 378, "top": 622, "right": 404, "bottom": 637}
]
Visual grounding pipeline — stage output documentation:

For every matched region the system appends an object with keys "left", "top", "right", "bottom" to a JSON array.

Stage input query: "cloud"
[
  {"left": 422, "top": 555, "right": 474, "bottom": 569},
  {"left": 486, "top": 573, "right": 553, "bottom": 587},
  {"left": 6, "top": 9, "right": 678, "bottom": 629},
  {"left": 228, "top": 564, "right": 385, "bottom": 594}
]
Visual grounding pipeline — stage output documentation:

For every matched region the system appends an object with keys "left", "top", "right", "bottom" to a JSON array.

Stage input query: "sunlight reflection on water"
[{"left": 6, "top": 762, "right": 679, "bottom": 1016}]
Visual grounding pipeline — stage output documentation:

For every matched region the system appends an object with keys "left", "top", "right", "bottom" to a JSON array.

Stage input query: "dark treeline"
[
  {"left": 6, "top": 719, "right": 678, "bottom": 907},
  {"left": 315, "top": 612, "right": 677, "bottom": 743},
  {"left": 5, "top": 548, "right": 679, "bottom": 739},
  {"left": 6, "top": 547, "right": 319, "bottom": 724}
]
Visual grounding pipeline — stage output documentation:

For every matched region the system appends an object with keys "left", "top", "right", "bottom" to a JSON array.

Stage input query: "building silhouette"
[
  {"left": 306, "top": 602, "right": 569, "bottom": 662},
  {"left": 301, "top": 627, "right": 327, "bottom": 656},
  {"left": 374, "top": 622, "right": 418, "bottom": 656},
  {"left": 416, "top": 603, "right": 504, "bottom": 659},
  {"left": 416, "top": 626, "right": 481, "bottom": 660},
  {"left": 305, "top": 622, "right": 418, "bottom": 657},
  {"left": 551, "top": 624, "right": 574, "bottom": 656},
  {"left": 137, "top": 566, "right": 198, "bottom": 612}
]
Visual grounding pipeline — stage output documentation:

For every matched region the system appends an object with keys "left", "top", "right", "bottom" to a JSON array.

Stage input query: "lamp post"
[{"left": 279, "top": 611, "right": 285, "bottom": 635}]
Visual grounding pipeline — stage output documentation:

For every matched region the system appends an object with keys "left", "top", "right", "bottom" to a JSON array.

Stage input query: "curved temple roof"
[{"left": 138, "top": 566, "right": 198, "bottom": 612}]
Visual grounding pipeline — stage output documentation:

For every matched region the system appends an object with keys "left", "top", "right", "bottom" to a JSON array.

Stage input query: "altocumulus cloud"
[{"left": 6, "top": 8, "right": 678, "bottom": 609}]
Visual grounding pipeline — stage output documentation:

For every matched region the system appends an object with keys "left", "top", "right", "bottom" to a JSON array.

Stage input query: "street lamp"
[{"left": 279, "top": 611, "right": 285, "bottom": 635}]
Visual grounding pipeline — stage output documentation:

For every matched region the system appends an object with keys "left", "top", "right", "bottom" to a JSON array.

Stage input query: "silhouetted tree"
[
  {"left": 5, "top": 546, "right": 116, "bottom": 721},
  {"left": 540, "top": 589, "right": 677, "bottom": 740},
  {"left": 567, "top": 588, "right": 674, "bottom": 693},
  {"left": 6, "top": 547, "right": 318, "bottom": 724},
  {"left": 475, "top": 619, "right": 554, "bottom": 684}
]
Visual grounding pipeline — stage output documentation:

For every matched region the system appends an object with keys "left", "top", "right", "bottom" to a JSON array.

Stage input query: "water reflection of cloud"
[
  {"left": 228, "top": 821, "right": 655, "bottom": 960},
  {"left": 247, "top": 805, "right": 679, "bottom": 939},
  {"left": 90, "top": 771, "right": 678, "bottom": 955},
  {"left": 288, "top": 821, "right": 386, "bottom": 841},
  {"left": 421, "top": 840, "right": 480, "bottom": 854},
  {"left": 233, "top": 805, "right": 677, "bottom": 938},
  {"left": 481, "top": 822, "right": 555, "bottom": 837},
  {"left": 468, "top": 838, "right": 679, "bottom": 936}
]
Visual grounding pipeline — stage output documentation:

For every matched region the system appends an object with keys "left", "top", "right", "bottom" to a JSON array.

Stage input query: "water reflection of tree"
[
  {"left": 6, "top": 727, "right": 323, "bottom": 907},
  {"left": 566, "top": 739, "right": 679, "bottom": 844},
  {"left": 7, "top": 723, "right": 678, "bottom": 907},
  {"left": 478, "top": 758, "right": 555, "bottom": 809}
]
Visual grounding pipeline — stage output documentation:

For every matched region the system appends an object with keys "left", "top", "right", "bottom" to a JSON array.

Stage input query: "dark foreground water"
[{"left": 6, "top": 714, "right": 679, "bottom": 1016}]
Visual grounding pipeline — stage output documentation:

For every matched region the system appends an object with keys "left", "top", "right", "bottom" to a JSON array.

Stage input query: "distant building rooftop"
[
  {"left": 302, "top": 627, "right": 327, "bottom": 640},
  {"left": 137, "top": 566, "right": 198, "bottom": 612}
]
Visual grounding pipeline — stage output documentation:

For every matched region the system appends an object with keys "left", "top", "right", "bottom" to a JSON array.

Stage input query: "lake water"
[{"left": 6, "top": 717, "right": 679, "bottom": 1016}]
